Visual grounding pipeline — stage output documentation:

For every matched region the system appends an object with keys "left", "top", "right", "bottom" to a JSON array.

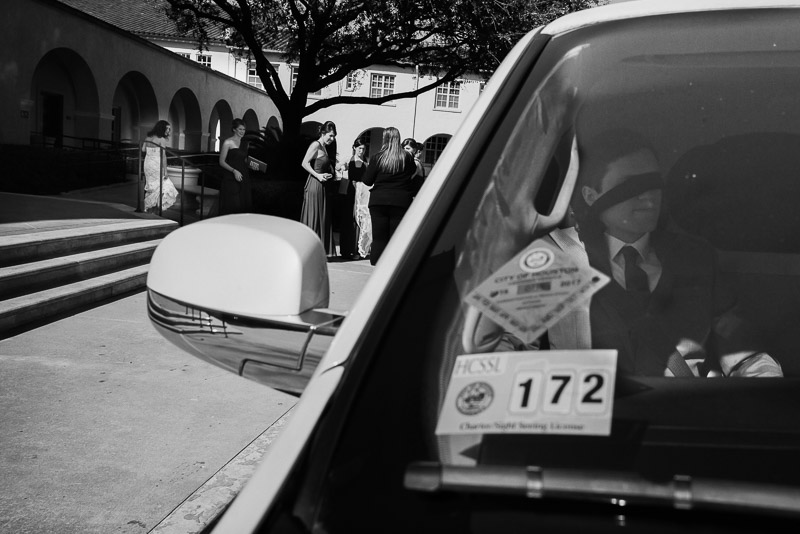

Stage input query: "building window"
[
  {"left": 178, "top": 52, "right": 190, "bottom": 59},
  {"left": 423, "top": 135, "right": 451, "bottom": 166},
  {"left": 345, "top": 72, "right": 358, "bottom": 91},
  {"left": 248, "top": 62, "right": 263, "bottom": 90},
  {"left": 435, "top": 81, "right": 461, "bottom": 110},
  {"left": 196, "top": 54, "right": 212, "bottom": 68},
  {"left": 370, "top": 74, "right": 395, "bottom": 99},
  {"left": 291, "top": 66, "right": 321, "bottom": 96}
]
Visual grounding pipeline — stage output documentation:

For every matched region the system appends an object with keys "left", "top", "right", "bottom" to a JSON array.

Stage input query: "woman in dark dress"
[
  {"left": 402, "top": 137, "right": 426, "bottom": 197},
  {"left": 218, "top": 118, "right": 254, "bottom": 214},
  {"left": 362, "top": 126, "right": 416, "bottom": 265},
  {"left": 300, "top": 121, "right": 337, "bottom": 255}
]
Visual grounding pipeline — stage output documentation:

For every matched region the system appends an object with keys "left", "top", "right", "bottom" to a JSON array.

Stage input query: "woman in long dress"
[
  {"left": 142, "top": 120, "right": 178, "bottom": 213},
  {"left": 349, "top": 138, "right": 371, "bottom": 259},
  {"left": 300, "top": 121, "right": 337, "bottom": 255},
  {"left": 218, "top": 118, "right": 254, "bottom": 214}
]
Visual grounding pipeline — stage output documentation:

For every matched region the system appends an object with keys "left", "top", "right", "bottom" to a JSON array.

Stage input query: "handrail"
[
  {"left": 29, "top": 131, "right": 134, "bottom": 151},
  {"left": 139, "top": 141, "right": 217, "bottom": 226},
  {"left": 24, "top": 134, "right": 219, "bottom": 226}
]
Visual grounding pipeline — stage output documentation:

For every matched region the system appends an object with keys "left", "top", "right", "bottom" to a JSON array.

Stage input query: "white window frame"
[
  {"left": 247, "top": 62, "right": 264, "bottom": 90},
  {"left": 424, "top": 135, "right": 451, "bottom": 166},
  {"left": 345, "top": 72, "right": 358, "bottom": 92},
  {"left": 196, "top": 54, "right": 212, "bottom": 68},
  {"left": 291, "top": 65, "right": 321, "bottom": 96},
  {"left": 370, "top": 73, "right": 396, "bottom": 99},
  {"left": 434, "top": 81, "right": 461, "bottom": 110},
  {"left": 290, "top": 65, "right": 298, "bottom": 92}
]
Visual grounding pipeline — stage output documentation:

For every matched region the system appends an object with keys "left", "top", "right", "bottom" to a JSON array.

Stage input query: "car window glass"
[
  {"left": 427, "top": 10, "right": 800, "bottom": 469},
  {"left": 309, "top": 10, "right": 800, "bottom": 531}
]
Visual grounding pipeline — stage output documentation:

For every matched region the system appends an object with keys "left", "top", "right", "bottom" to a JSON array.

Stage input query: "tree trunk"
[{"left": 264, "top": 103, "right": 307, "bottom": 180}]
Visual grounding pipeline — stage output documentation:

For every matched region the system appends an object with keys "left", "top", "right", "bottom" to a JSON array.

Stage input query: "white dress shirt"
[{"left": 606, "top": 233, "right": 662, "bottom": 292}]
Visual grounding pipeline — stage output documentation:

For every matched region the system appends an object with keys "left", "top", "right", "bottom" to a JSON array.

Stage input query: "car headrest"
[{"left": 666, "top": 132, "right": 800, "bottom": 253}]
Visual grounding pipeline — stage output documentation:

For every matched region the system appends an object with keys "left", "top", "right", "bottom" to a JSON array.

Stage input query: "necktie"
[{"left": 621, "top": 246, "right": 649, "bottom": 293}]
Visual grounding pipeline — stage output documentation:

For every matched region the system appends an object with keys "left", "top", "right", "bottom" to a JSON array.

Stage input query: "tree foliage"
[
  {"left": 166, "top": 1, "right": 598, "bottom": 129},
  {"left": 165, "top": 0, "right": 598, "bottom": 181}
]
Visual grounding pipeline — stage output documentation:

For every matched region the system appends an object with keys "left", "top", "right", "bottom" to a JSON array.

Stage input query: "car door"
[{"left": 236, "top": 5, "right": 800, "bottom": 533}]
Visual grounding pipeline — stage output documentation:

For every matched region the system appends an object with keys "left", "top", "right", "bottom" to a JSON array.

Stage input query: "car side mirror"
[{"left": 146, "top": 214, "right": 343, "bottom": 395}]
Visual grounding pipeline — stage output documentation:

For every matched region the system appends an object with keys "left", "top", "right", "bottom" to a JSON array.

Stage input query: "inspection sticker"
[
  {"left": 465, "top": 237, "right": 609, "bottom": 345},
  {"left": 435, "top": 350, "right": 617, "bottom": 436}
]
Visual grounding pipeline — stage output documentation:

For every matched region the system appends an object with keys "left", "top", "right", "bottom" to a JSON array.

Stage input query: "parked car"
[{"left": 147, "top": 1, "right": 800, "bottom": 532}]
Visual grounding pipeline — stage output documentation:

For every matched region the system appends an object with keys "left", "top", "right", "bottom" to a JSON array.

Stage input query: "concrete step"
[
  {"left": 0, "top": 219, "right": 177, "bottom": 267},
  {"left": 0, "top": 264, "right": 149, "bottom": 334},
  {"left": 0, "top": 239, "right": 162, "bottom": 300}
]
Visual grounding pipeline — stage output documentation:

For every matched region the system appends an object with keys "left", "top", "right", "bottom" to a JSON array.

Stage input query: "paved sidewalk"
[
  {"left": 0, "top": 292, "right": 297, "bottom": 534},
  {"left": 0, "top": 184, "right": 373, "bottom": 533},
  {"left": 0, "top": 183, "right": 151, "bottom": 238}
]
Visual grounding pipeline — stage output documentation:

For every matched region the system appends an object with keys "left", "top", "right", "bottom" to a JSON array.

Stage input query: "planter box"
[{"left": 166, "top": 166, "right": 201, "bottom": 188}]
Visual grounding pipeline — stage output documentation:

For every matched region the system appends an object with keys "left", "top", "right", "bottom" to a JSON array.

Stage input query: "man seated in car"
[
  {"left": 474, "top": 129, "right": 782, "bottom": 377},
  {"left": 569, "top": 128, "right": 782, "bottom": 377}
]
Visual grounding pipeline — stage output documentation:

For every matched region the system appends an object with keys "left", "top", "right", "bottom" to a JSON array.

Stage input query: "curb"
[{"left": 149, "top": 406, "right": 295, "bottom": 534}]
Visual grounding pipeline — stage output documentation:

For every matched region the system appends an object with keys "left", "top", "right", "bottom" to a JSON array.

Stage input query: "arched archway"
[
  {"left": 169, "top": 88, "right": 202, "bottom": 152},
  {"left": 421, "top": 133, "right": 452, "bottom": 169},
  {"left": 357, "top": 127, "right": 385, "bottom": 159},
  {"left": 208, "top": 100, "right": 233, "bottom": 152},
  {"left": 300, "top": 121, "right": 321, "bottom": 139},
  {"left": 301, "top": 120, "right": 324, "bottom": 155},
  {"left": 242, "top": 109, "right": 259, "bottom": 132},
  {"left": 265, "top": 115, "right": 282, "bottom": 140},
  {"left": 30, "top": 47, "right": 100, "bottom": 147},
  {"left": 112, "top": 71, "right": 158, "bottom": 145}
]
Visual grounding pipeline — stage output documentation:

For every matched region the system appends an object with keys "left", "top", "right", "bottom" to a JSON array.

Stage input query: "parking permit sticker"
[
  {"left": 465, "top": 237, "right": 609, "bottom": 345},
  {"left": 435, "top": 350, "right": 617, "bottom": 436}
]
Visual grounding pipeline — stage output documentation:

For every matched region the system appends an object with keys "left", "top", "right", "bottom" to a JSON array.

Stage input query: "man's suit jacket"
[
  {"left": 473, "top": 228, "right": 781, "bottom": 377},
  {"left": 586, "top": 230, "right": 754, "bottom": 376}
]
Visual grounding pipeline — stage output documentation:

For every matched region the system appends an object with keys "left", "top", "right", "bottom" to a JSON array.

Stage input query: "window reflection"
[{"left": 453, "top": 16, "right": 800, "bottom": 378}]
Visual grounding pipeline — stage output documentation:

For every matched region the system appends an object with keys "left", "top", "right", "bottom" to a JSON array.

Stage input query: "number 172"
[{"left": 509, "top": 370, "right": 609, "bottom": 415}]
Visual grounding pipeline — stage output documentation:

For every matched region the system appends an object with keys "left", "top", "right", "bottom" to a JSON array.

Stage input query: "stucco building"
[
  {"left": 2, "top": 0, "right": 278, "bottom": 156},
  {"left": 2, "top": 0, "right": 485, "bottom": 177},
  {"left": 90, "top": 0, "right": 486, "bottom": 168}
]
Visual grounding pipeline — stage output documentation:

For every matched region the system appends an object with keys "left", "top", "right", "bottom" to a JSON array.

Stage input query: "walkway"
[
  {"left": 0, "top": 180, "right": 373, "bottom": 533},
  {"left": 0, "top": 180, "right": 154, "bottom": 238}
]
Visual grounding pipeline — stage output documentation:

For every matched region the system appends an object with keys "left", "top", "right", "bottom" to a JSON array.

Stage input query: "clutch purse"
[{"left": 247, "top": 156, "right": 268, "bottom": 173}]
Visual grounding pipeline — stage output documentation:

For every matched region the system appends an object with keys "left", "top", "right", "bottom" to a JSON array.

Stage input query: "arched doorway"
[
  {"left": 169, "top": 88, "right": 202, "bottom": 152},
  {"left": 112, "top": 71, "right": 159, "bottom": 146},
  {"left": 300, "top": 121, "right": 321, "bottom": 139},
  {"left": 421, "top": 133, "right": 452, "bottom": 171},
  {"left": 242, "top": 109, "right": 260, "bottom": 132},
  {"left": 358, "top": 127, "right": 385, "bottom": 160},
  {"left": 265, "top": 115, "right": 282, "bottom": 140},
  {"left": 30, "top": 48, "right": 100, "bottom": 147},
  {"left": 208, "top": 100, "right": 234, "bottom": 152}
]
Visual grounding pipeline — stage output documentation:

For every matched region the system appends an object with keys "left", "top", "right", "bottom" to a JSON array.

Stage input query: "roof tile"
[{"left": 55, "top": 0, "right": 225, "bottom": 41}]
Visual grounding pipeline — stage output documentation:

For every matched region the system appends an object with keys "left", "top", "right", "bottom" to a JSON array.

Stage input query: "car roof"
[{"left": 543, "top": 0, "right": 800, "bottom": 36}]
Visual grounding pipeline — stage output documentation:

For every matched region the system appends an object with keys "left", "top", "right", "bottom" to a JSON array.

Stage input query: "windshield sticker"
[
  {"left": 435, "top": 350, "right": 617, "bottom": 436},
  {"left": 465, "top": 238, "right": 609, "bottom": 345}
]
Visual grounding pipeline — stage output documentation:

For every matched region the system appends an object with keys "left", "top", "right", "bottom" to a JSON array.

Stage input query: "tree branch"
[{"left": 304, "top": 69, "right": 463, "bottom": 116}]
